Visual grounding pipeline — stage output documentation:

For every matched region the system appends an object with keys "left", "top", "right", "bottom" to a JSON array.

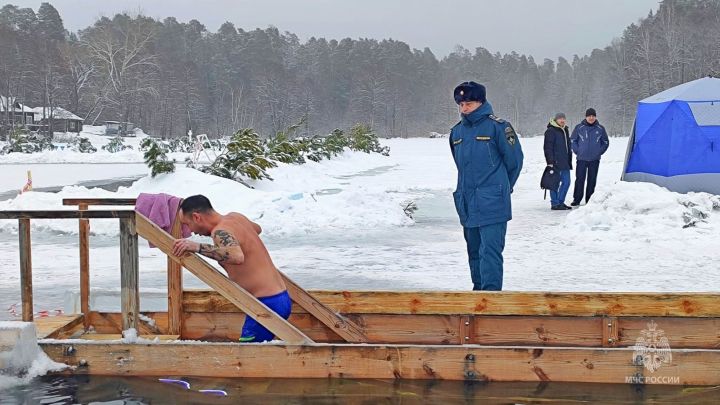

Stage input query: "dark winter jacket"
[
  {"left": 543, "top": 120, "right": 572, "bottom": 171},
  {"left": 571, "top": 119, "right": 609, "bottom": 161}
]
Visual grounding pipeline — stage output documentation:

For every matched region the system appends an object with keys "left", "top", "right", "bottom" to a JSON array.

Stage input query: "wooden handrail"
[
  {"left": 60, "top": 197, "right": 368, "bottom": 342},
  {"left": 0, "top": 210, "right": 134, "bottom": 219},
  {"left": 3, "top": 209, "right": 140, "bottom": 331},
  {"left": 135, "top": 212, "right": 313, "bottom": 344},
  {"left": 62, "top": 198, "right": 137, "bottom": 206}
]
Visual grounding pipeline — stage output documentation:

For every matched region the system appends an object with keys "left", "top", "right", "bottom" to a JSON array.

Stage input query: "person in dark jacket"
[
  {"left": 543, "top": 113, "right": 573, "bottom": 210},
  {"left": 570, "top": 108, "right": 609, "bottom": 206},
  {"left": 449, "top": 81, "right": 524, "bottom": 291}
]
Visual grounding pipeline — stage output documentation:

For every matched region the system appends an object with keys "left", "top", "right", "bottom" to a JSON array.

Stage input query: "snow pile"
[
  {"left": 0, "top": 156, "right": 414, "bottom": 237},
  {"left": 0, "top": 322, "right": 67, "bottom": 390},
  {"left": 564, "top": 181, "right": 720, "bottom": 237}
]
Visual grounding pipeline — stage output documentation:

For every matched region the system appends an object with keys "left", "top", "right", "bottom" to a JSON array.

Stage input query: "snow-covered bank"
[{"left": 0, "top": 136, "right": 719, "bottom": 320}]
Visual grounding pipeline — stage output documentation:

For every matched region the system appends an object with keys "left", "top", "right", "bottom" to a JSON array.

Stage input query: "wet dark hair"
[{"left": 180, "top": 195, "right": 214, "bottom": 216}]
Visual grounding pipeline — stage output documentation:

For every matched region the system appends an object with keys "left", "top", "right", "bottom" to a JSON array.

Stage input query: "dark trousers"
[
  {"left": 573, "top": 160, "right": 600, "bottom": 204},
  {"left": 463, "top": 222, "right": 507, "bottom": 291}
]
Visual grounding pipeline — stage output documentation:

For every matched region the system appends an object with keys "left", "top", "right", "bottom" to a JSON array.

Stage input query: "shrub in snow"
[
  {"left": 265, "top": 120, "right": 306, "bottom": 164},
  {"left": 199, "top": 128, "right": 276, "bottom": 181},
  {"left": 168, "top": 137, "right": 193, "bottom": 153},
  {"left": 66, "top": 136, "right": 97, "bottom": 153},
  {"left": 348, "top": 124, "right": 390, "bottom": 156},
  {"left": 0, "top": 129, "right": 55, "bottom": 154},
  {"left": 141, "top": 138, "right": 176, "bottom": 177},
  {"left": 102, "top": 136, "right": 133, "bottom": 153}
]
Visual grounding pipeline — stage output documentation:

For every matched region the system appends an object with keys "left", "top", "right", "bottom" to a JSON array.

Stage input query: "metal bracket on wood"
[
  {"left": 460, "top": 315, "right": 475, "bottom": 344},
  {"left": 602, "top": 316, "right": 619, "bottom": 347}
]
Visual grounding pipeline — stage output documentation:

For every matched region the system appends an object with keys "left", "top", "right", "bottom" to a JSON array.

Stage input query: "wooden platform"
[{"left": 34, "top": 315, "right": 83, "bottom": 339}]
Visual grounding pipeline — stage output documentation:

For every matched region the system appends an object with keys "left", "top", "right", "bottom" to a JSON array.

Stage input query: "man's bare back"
[{"left": 209, "top": 213, "right": 286, "bottom": 297}]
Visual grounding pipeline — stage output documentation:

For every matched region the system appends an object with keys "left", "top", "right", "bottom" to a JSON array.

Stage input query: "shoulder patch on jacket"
[
  {"left": 452, "top": 138, "right": 463, "bottom": 145},
  {"left": 488, "top": 114, "right": 506, "bottom": 124},
  {"left": 504, "top": 125, "right": 517, "bottom": 146}
]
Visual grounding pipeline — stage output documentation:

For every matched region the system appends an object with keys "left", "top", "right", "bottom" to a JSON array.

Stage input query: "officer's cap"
[{"left": 453, "top": 81, "right": 486, "bottom": 105}]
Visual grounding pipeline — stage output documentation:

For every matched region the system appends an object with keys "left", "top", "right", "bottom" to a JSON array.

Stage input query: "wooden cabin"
[
  {"left": 0, "top": 96, "right": 35, "bottom": 129},
  {"left": 1, "top": 198, "right": 719, "bottom": 388},
  {"left": 32, "top": 107, "right": 84, "bottom": 134}
]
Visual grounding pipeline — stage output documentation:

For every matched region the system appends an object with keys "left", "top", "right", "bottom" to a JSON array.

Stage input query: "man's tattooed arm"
[{"left": 196, "top": 230, "right": 245, "bottom": 264}]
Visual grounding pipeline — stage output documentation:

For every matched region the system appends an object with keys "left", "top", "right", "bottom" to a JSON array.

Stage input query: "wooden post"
[
  {"left": 18, "top": 218, "right": 33, "bottom": 321},
  {"left": 79, "top": 203, "right": 90, "bottom": 329},
  {"left": 167, "top": 211, "right": 183, "bottom": 335},
  {"left": 119, "top": 216, "right": 139, "bottom": 331}
]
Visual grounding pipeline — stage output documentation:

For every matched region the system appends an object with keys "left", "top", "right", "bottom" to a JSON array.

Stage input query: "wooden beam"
[
  {"left": 134, "top": 212, "right": 312, "bottom": 345},
  {"left": 34, "top": 315, "right": 84, "bottom": 339},
  {"left": 281, "top": 275, "right": 367, "bottom": 343},
  {"left": 79, "top": 203, "right": 90, "bottom": 329},
  {"left": 0, "top": 210, "right": 134, "bottom": 219},
  {"left": 18, "top": 218, "right": 33, "bottom": 321},
  {"left": 75, "top": 334, "right": 180, "bottom": 341},
  {"left": 119, "top": 217, "right": 139, "bottom": 331},
  {"left": 40, "top": 342, "right": 720, "bottom": 384},
  {"left": 178, "top": 311, "right": 720, "bottom": 349},
  {"left": 62, "top": 198, "right": 137, "bottom": 206},
  {"left": 87, "top": 312, "right": 169, "bottom": 335},
  {"left": 183, "top": 290, "right": 720, "bottom": 317},
  {"left": 166, "top": 211, "right": 183, "bottom": 335}
]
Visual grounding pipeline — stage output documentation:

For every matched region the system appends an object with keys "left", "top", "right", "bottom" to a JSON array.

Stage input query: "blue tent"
[{"left": 623, "top": 77, "right": 720, "bottom": 194}]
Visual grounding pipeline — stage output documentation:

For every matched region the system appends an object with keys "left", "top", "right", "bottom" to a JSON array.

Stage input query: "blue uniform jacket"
[{"left": 449, "top": 102, "right": 523, "bottom": 228}]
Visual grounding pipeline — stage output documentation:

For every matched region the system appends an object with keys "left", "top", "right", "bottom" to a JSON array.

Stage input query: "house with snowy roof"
[{"left": 31, "top": 106, "right": 84, "bottom": 134}]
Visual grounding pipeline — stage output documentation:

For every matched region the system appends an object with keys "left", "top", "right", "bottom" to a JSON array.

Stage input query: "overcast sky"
[{"left": 9, "top": 0, "right": 659, "bottom": 60}]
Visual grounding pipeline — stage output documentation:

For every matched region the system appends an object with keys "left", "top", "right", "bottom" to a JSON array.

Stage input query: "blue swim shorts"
[{"left": 239, "top": 290, "right": 292, "bottom": 342}]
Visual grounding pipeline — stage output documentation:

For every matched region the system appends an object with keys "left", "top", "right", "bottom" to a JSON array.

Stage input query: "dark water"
[{"left": 1, "top": 375, "right": 719, "bottom": 404}]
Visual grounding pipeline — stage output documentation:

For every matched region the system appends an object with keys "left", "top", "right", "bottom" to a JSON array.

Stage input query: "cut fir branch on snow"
[
  {"left": 101, "top": 136, "right": 133, "bottom": 153},
  {"left": 192, "top": 122, "right": 389, "bottom": 184},
  {"left": 141, "top": 138, "right": 176, "bottom": 177},
  {"left": 0, "top": 129, "right": 56, "bottom": 154}
]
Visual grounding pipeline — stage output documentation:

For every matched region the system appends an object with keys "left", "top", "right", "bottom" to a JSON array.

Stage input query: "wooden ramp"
[{"left": 135, "top": 212, "right": 368, "bottom": 344}]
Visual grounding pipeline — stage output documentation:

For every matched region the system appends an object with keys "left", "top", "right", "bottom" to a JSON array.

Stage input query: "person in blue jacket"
[
  {"left": 570, "top": 108, "right": 609, "bottom": 206},
  {"left": 449, "top": 81, "right": 523, "bottom": 291}
]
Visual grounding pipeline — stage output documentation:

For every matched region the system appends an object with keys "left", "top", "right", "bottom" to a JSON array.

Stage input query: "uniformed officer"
[{"left": 449, "top": 81, "right": 523, "bottom": 291}]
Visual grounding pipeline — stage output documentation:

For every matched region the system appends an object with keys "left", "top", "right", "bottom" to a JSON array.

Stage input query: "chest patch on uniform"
[
  {"left": 452, "top": 138, "right": 463, "bottom": 145},
  {"left": 505, "top": 126, "right": 517, "bottom": 146},
  {"left": 475, "top": 136, "right": 491, "bottom": 141}
]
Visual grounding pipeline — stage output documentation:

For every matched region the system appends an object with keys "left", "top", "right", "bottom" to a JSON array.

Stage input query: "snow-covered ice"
[
  {"left": 0, "top": 322, "right": 67, "bottom": 389},
  {"left": 0, "top": 134, "right": 719, "bottom": 321}
]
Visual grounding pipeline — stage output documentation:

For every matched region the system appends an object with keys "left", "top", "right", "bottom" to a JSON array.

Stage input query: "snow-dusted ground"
[{"left": 0, "top": 134, "right": 719, "bottom": 320}]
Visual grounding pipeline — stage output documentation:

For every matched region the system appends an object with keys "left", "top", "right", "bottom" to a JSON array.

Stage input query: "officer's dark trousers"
[
  {"left": 573, "top": 160, "right": 600, "bottom": 204},
  {"left": 463, "top": 222, "right": 507, "bottom": 291}
]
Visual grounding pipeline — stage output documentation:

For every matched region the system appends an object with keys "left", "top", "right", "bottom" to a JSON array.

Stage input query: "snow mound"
[
  {"left": 0, "top": 164, "right": 414, "bottom": 237},
  {"left": 0, "top": 322, "right": 67, "bottom": 390},
  {"left": 564, "top": 181, "right": 720, "bottom": 237}
]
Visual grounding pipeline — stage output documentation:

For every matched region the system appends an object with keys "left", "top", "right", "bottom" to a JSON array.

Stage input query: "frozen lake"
[{"left": 1, "top": 136, "right": 719, "bottom": 319}]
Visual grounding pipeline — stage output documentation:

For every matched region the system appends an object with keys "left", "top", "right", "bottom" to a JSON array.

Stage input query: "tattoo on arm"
[
  {"left": 196, "top": 230, "right": 240, "bottom": 263},
  {"left": 198, "top": 243, "right": 231, "bottom": 262},
  {"left": 213, "top": 230, "right": 240, "bottom": 247}
]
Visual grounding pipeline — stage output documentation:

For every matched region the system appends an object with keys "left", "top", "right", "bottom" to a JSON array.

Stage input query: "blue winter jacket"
[
  {"left": 571, "top": 119, "right": 609, "bottom": 161},
  {"left": 449, "top": 102, "right": 524, "bottom": 228}
]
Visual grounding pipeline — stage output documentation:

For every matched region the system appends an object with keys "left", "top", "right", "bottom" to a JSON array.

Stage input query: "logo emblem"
[
  {"left": 460, "top": 90, "right": 464, "bottom": 96},
  {"left": 632, "top": 320, "right": 672, "bottom": 373}
]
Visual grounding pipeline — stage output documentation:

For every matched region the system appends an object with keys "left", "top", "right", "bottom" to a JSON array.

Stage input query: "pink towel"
[{"left": 135, "top": 193, "right": 191, "bottom": 247}]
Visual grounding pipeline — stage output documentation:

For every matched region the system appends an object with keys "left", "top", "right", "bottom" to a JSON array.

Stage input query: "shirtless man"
[{"left": 171, "top": 194, "right": 290, "bottom": 342}]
